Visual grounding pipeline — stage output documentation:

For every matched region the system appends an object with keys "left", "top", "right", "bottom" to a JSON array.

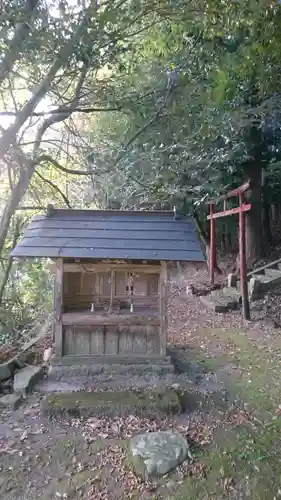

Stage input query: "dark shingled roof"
[{"left": 11, "top": 208, "right": 205, "bottom": 262}]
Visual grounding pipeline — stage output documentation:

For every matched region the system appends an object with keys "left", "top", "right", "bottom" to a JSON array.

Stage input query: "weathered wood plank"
[
  {"left": 90, "top": 327, "right": 105, "bottom": 354},
  {"left": 133, "top": 327, "right": 147, "bottom": 354},
  {"left": 80, "top": 270, "right": 95, "bottom": 296},
  {"left": 64, "top": 271, "right": 69, "bottom": 296},
  {"left": 64, "top": 300, "right": 92, "bottom": 311},
  {"left": 63, "top": 299, "right": 158, "bottom": 313},
  {"left": 119, "top": 326, "right": 134, "bottom": 354},
  {"left": 146, "top": 336, "right": 160, "bottom": 355},
  {"left": 146, "top": 326, "right": 160, "bottom": 355},
  {"left": 104, "top": 326, "right": 118, "bottom": 354},
  {"left": 159, "top": 261, "right": 168, "bottom": 357},
  {"left": 94, "top": 271, "right": 100, "bottom": 303},
  {"left": 55, "top": 258, "right": 63, "bottom": 358},
  {"left": 115, "top": 271, "right": 126, "bottom": 295},
  {"left": 147, "top": 273, "right": 160, "bottom": 295},
  {"left": 57, "top": 263, "right": 161, "bottom": 273},
  {"left": 109, "top": 270, "right": 115, "bottom": 311},
  {"left": 64, "top": 294, "right": 158, "bottom": 303},
  {"left": 58, "top": 354, "right": 172, "bottom": 365},
  {"left": 52, "top": 280, "right": 56, "bottom": 342},
  {"left": 63, "top": 326, "right": 76, "bottom": 356},
  {"left": 64, "top": 303, "right": 157, "bottom": 315},
  {"left": 75, "top": 328, "right": 90, "bottom": 355},
  {"left": 101, "top": 271, "right": 111, "bottom": 296},
  {"left": 133, "top": 274, "right": 147, "bottom": 296},
  {"left": 62, "top": 312, "right": 160, "bottom": 326}
]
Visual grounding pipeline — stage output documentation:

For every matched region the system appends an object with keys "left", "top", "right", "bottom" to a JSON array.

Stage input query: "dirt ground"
[{"left": 1, "top": 265, "right": 281, "bottom": 500}]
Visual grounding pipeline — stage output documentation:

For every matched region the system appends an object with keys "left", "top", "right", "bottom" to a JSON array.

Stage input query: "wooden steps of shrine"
[{"left": 200, "top": 260, "right": 281, "bottom": 313}]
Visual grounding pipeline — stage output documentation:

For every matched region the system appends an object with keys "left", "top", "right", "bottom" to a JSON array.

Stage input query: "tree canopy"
[{"left": 1, "top": 0, "right": 281, "bottom": 331}]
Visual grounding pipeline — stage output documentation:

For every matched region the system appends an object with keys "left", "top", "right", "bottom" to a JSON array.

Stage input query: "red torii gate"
[{"left": 207, "top": 181, "right": 251, "bottom": 320}]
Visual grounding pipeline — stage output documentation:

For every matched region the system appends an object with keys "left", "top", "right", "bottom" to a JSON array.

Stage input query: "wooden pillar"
[
  {"left": 159, "top": 261, "right": 168, "bottom": 357},
  {"left": 239, "top": 195, "right": 250, "bottom": 320},
  {"left": 109, "top": 270, "right": 115, "bottom": 312},
  {"left": 209, "top": 202, "right": 215, "bottom": 284},
  {"left": 54, "top": 258, "right": 63, "bottom": 358},
  {"left": 52, "top": 277, "right": 56, "bottom": 342}
]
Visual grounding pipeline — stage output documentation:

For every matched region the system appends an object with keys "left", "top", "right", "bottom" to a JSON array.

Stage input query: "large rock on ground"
[
  {"left": 0, "top": 362, "right": 12, "bottom": 382},
  {"left": 0, "top": 393, "right": 22, "bottom": 410},
  {"left": 129, "top": 430, "right": 188, "bottom": 476},
  {"left": 13, "top": 365, "right": 44, "bottom": 398},
  {"left": 248, "top": 277, "right": 262, "bottom": 301}
]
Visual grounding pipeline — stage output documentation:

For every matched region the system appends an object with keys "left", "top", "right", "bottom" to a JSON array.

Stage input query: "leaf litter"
[{"left": 1, "top": 262, "right": 280, "bottom": 498}]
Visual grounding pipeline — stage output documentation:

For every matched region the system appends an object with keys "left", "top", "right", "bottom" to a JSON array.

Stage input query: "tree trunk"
[
  {"left": 262, "top": 180, "right": 272, "bottom": 247},
  {"left": 244, "top": 162, "right": 263, "bottom": 268},
  {"left": 0, "top": 58, "right": 89, "bottom": 257},
  {"left": 193, "top": 211, "right": 222, "bottom": 274},
  {"left": 0, "top": 13, "right": 89, "bottom": 160},
  {"left": 271, "top": 203, "right": 277, "bottom": 224},
  {"left": 0, "top": 165, "right": 34, "bottom": 255},
  {"left": 0, "top": 217, "right": 22, "bottom": 304},
  {"left": 0, "top": 0, "right": 40, "bottom": 88}
]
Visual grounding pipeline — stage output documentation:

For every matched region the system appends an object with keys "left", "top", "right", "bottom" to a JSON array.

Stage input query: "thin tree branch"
[
  {"left": 0, "top": 8, "right": 92, "bottom": 160},
  {"left": 7, "top": 161, "right": 14, "bottom": 192},
  {"left": 115, "top": 84, "right": 174, "bottom": 164},
  {"left": 16, "top": 206, "right": 45, "bottom": 211},
  {"left": 28, "top": 182, "right": 45, "bottom": 208},
  {"left": 0, "top": 106, "right": 123, "bottom": 117},
  {"left": 34, "top": 171, "right": 71, "bottom": 207},
  {"left": 74, "top": 64, "right": 88, "bottom": 101},
  {"left": 32, "top": 63, "right": 89, "bottom": 153},
  {"left": 34, "top": 154, "right": 94, "bottom": 176},
  {"left": 8, "top": 77, "right": 18, "bottom": 113},
  {"left": 0, "top": 0, "right": 40, "bottom": 87}
]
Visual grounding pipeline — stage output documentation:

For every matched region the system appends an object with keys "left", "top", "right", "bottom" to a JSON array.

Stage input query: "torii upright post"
[
  {"left": 239, "top": 193, "right": 250, "bottom": 320},
  {"left": 209, "top": 202, "right": 215, "bottom": 285}
]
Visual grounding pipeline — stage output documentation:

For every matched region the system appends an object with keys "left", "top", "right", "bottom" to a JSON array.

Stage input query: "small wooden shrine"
[{"left": 12, "top": 206, "right": 205, "bottom": 368}]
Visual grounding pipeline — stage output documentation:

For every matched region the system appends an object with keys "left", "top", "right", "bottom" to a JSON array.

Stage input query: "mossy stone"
[{"left": 41, "top": 389, "right": 182, "bottom": 418}]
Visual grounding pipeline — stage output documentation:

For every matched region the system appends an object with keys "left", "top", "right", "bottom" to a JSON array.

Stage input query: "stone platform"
[
  {"left": 41, "top": 389, "right": 182, "bottom": 419},
  {"left": 47, "top": 355, "right": 174, "bottom": 381}
]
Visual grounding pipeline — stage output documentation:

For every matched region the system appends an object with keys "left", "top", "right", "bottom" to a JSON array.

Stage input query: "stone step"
[
  {"left": 13, "top": 365, "right": 44, "bottom": 398},
  {"left": 247, "top": 269, "right": 281, "bottom": 301},
  {"left": 256, "top": 271, "right": 281, "bottom": 292},
  {"left": 211, "top": 290, "right": 238, "bottom": 308},
  {"left": 253, "top": 274, "right": 271, "bottom": 283},
  {"left": 0, "top": 393, "right": 22, "bottom": 410},
  {"left": 48, "top": 360, "right": 174, "bottom": 380},
  {"left": 200, "top": 293, "right": 235, "bottom": 313},
  {"left": 238, "top": 273, "right": 274, "bottom": 286},
  {"left": 200, "top": 295, "right": 226, "bottom": 313},
  {"left": 221, "top": 287, "right": 241, "bottom": 302},
  {"left": 41, "top": 389, "right": 182, "bottom": 419},
  {"left": 248, "top": 277, "right": 263, "bottom": 301},
  {"left": 264, "top": 268, "right": 281, "bottom": 279},
  {"left": 201, "top": 261, "right": 281, "bottom": 314},
  {"left": 248, "top": 274, "right": 272, "bottom": 299}
]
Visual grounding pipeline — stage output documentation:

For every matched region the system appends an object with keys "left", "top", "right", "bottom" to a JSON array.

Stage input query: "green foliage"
[
  {"left": 0, "top": 258, "right": 52, "bottom": 340},
  {"left": 2, "top": 0, "right": 281, "bottom": 332}
]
